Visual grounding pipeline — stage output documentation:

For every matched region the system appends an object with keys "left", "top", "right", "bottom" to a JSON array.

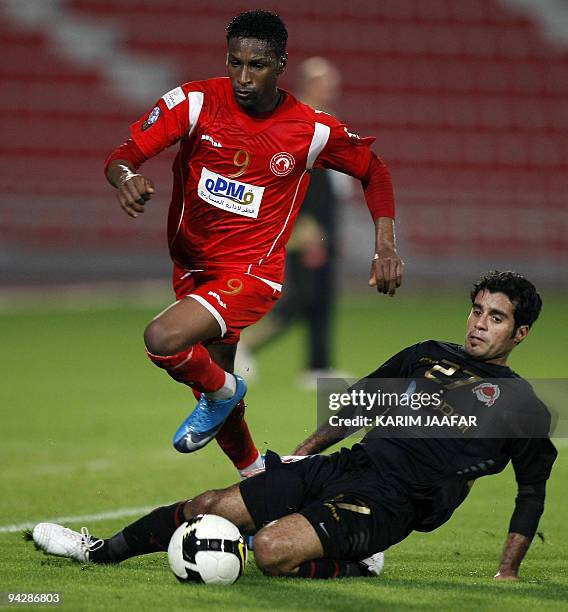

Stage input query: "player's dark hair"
[
  {"left": 226, "top": 10, "right": 288, "bottom": 58},
  {"left": 470, "top": 271, "right": 542, "bottom": 330}
]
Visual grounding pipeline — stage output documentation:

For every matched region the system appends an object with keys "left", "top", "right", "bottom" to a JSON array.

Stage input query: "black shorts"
[{"left": 239, "top": 446, "right": 418, "bottom": 560}]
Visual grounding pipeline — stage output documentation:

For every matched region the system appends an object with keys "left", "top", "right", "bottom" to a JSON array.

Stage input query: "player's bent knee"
[
  {"left": 144, "top": 319, "right": 189, "bottom": 356},
  {"left": 185, "top": 490, "right": 221, "bottom": 517},
  {"left": 253, "top": 530, "right": 294, "bottom": 576},
  {"left": 252, "top": 531, "right": 278, "bottom": 575}
]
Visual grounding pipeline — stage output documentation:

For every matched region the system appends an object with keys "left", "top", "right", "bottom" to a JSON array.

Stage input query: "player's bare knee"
[
  {"left": 144, "top": 319, "right": 187, "bottom": 356},
  {"left": 252, "top": 530, "right": 277, "bottom": 574},
  {"left": 253, "top": 529, "right": 293, "bottom": 576},
  {"left": 184, "top": 490, "right": 222, "bottom": 518}
]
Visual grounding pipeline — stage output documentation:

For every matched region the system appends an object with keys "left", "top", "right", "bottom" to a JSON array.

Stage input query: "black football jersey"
[{"left": 358, "top": 341, "right": 557, "bottom": 534}]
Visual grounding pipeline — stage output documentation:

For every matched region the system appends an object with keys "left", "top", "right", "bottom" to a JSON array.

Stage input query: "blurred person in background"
[{"left": 237, "top": 57, "right": 354, "bottom": 389}]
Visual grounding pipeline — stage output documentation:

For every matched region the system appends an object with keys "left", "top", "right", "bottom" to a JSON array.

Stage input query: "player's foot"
[
  {"left": 30, "top": 523, "right": 103, "bottom": 563},
  {"left": 173, "top": 375, "right": 247, "bottom": 453},
  {"left": 359, "top": 551, "right": 385, "bottom": 577},
  {"left": 238, "top": 453, "right": 266, "bottom": 480}
]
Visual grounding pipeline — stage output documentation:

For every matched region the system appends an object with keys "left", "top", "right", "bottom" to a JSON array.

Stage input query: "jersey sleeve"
[
  {"left": 313, "top": 119, "right": 375, "bottom": 180},
  {"left": 507, "top": 412, "right": 557, "bottom": 537},
  {"left": 311, "top": 116, "right": 395, "bottom": 219},
  {"left": 129, "top": 85, "right": 191, "bottom": 158},
  {"left": 104, "top": 139, "right": 148, "bottom": 174}
]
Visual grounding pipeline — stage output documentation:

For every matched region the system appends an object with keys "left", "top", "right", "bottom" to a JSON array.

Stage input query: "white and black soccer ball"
[{"left": 167, "top": 514, "right": 247, "bottom": 585}]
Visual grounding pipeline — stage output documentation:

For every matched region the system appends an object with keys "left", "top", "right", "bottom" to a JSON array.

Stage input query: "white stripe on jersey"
[
  {"left": 306, "top": 122, "right": 331, "bottom": 170},
  {"left": 245, "top": 272, "right": 282, "bottom": 292},
  {"left": 188, "top": 294, "right": 227, "bottom": 337},
  {"left": 188, "top": 91, "right": 204, "bottom": 136},
  {"left": 170, "top": 91, "right": 205, "bottom": 248},
  {"left": 264, "top": 170, "right": 308, "bottom": 259}
]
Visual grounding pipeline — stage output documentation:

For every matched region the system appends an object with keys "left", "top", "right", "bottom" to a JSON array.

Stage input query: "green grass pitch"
[{"left": 1, "top": 291, "right": 567, "bottom": 611}]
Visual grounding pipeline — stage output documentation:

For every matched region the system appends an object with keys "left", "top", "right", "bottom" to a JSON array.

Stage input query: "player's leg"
[
  {"left": 168, "top": 272, "right": 279, "bottom": 454},
  {"left": 237, "top": 451, "right": 373, "bottom": 577},
  {"left": 30, "top": 484, "right": 255, "bottom": 564},
  {"left": 144, "top": 295, "right": 248, "bottom": 453},
  {"left": 31, "top": 456, "right": 310, "bottom": 565},
  {"left": 144, "top": 296, "right": 236, "bottom": 397},
  {"left": 253, "top": 513, "right": 322, "bottom": 575},
  {"left": 216, "top": 398, "right": 264, "bottom": 475},
  {"left": 244, "top": 448, "right": 404, "bottom": 579},
  {"left": 92, "top": 483, "right": 256, "bottom": 563},
  {"left": 306, "top": 259, "right": 334, "bottom": 372},
  {"left": 252, "top": 513, "right": 373, "bottom": 578},
  {"left": 207, "top": 343, "right": 263, "bottom": 473}
]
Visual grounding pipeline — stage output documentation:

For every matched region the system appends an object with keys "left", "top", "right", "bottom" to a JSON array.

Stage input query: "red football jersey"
[{"left": 131, "top": 77, "right": 377, "bottom": 285}]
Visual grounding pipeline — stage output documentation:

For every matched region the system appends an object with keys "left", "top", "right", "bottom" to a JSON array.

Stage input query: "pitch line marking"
[{"left": 0, "top": 505, "right": 157, "bottom": 534}]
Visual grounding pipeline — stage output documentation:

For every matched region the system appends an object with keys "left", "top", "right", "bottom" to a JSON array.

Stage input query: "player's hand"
[
  {"left": 291, "top": 442, "right": 312, "bottom": 456},
  {"left": 493, "top": 570, "right": 519, "bottom": 581},
  {"left": 117, "top": 174, "right": 155, "bottom": 218},
  {"left": 369, "top": 247, "right": 404, "bottom": 296}
]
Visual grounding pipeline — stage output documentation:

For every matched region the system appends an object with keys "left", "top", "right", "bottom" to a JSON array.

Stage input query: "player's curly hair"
[
  {"left": 470, "top": 270, "right": 542, "bottom": 330},
  {"left": 226, "top": 10, "right": 288, "bottom": 58}
]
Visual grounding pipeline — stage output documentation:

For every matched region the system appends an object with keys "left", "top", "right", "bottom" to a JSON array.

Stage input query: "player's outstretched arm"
[
  {"left": 315, "top": 121, "right": 403, "bottom": 294},
  {"left": 293, "top": 348, "right": 413, "bottom": 455},
  {"left": 106, "top": 159, "right": 155, "bottom": 219},
  {"left": 495, "top": 435, "right": 557, "bottom": 580},
  {"left": 292, "top": 389, "right": 364, "bottom": 455},
  {"left": 494, "top": 532, "right": 532, "bottom": 580},
  {"left": 292, "top": 421, "right": 343, "bottom": 456},
  {"left": 369, "top": 217, "right": 404, "bottom": 296}
]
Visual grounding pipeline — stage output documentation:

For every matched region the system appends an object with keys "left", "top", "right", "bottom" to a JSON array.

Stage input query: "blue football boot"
[
  {"left": 173, "top": 375, "right": 247, "bottom": 453},
  {"left": 246, "top": 534, "right": 256, "bottom": 551}
]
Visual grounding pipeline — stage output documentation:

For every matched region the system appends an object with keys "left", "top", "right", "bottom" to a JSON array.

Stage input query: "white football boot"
[
  {"left": 32, "top": 523, "right": 103, "bottom": 563},
  {"left": 360, "top": 551, "right": 385, "bottom": 576}
]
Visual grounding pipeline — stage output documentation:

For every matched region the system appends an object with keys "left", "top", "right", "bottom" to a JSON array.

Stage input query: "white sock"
[
  {"left": 205, "top": 372, "right": 237, "bottom": 401},
  {"left": 238, "top": 451, "right": 264, "bottom": 479}
]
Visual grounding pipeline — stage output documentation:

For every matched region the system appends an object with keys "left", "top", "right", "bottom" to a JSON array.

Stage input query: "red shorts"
[{"left": 172, "top": 266, "right": 281, "bottom": 345}]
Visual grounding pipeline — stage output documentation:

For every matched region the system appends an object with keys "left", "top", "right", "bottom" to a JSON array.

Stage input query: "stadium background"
[
  {"left": 1, "top": 0, "right": 567, "bottom": 287},
  {"left": 1, "top": 1, "right": 567, "bottom": 609}
]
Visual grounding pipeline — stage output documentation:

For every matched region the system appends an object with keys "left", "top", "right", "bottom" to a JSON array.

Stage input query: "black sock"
[
  {"left": 90, "top": 501, "right": 187, "bottom": 564},
  {"left": 297, "top": 558, "right": 371, "bottom": 579}
]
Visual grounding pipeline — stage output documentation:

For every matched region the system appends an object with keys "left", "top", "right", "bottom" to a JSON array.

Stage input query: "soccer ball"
[{"left": 167, "top": 514, "right": 247, "bottom": 585}]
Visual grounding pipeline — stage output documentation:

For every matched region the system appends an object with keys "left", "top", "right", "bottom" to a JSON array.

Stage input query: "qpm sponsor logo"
[
  {"left": 198, "top": 168, "right": 264, "bottom": 218},
  {"left": 205, "top": 176, "right": 252, "bottom": 205}
]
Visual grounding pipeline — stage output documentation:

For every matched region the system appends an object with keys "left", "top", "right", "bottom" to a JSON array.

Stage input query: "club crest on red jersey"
[
  {"left": 472, "top": 383, "right": 500, "bottom": 407},
  {"left": 270, "top": 152, "right": 295, "bottom": 176}
]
